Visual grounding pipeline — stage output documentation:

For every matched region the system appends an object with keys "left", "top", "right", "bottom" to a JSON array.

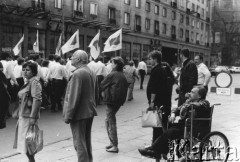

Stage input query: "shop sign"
[
  {"left": 2, "top": 47, "right": 12, "bottom": 52},
  {"left": 216, "top": 88, "right": 231, "bottom": 96}
]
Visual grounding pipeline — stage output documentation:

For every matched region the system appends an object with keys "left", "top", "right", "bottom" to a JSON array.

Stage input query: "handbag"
[
  {"left": 26, "top": 124, "right": 43, "bottom": 155},
  {"left": 141, "top": 110, "right": 162, "bottom": 128}
]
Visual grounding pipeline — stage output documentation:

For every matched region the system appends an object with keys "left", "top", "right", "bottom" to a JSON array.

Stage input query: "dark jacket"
[
  {"left": 0, "top": 70, "right": 10, "bottom": 129},
  {"left": 172, "top": 99, "right": 211, "bottom": 139},
  {"left": 101, "top": 70, "right": 128, "bottom": 106},
  {"left": 146, "top": 62, "right": 175, "bottom": 114},
  {"left": 63, "top": 65, "right": 98, "bottom": 121},
  {"left": 179, "top": 59, "right": 198, "bottom": 93}
]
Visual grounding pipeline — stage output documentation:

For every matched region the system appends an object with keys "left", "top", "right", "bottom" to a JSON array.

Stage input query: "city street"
[{"left": 0, "top": 74, "right": 240, "bottom": 162}]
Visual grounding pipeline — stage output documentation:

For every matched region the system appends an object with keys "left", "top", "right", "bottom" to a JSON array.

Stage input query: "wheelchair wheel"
[{"left": 199, "top": 131, "right": 229, "bottom": 162}]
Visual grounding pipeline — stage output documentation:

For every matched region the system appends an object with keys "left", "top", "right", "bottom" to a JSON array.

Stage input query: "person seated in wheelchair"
[{"left": 138, "top": 86, "right": 210, "bottom": 159}]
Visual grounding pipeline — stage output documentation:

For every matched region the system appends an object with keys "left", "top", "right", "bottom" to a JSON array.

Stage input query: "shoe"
[
  {"left": 138, "top": 147, "right": 161, "bottom": 159},
  {"left": 105, "top": 145, "right": 113, "bottom": 149},
  {"left": 106, "top": 146, "right": 119, "bottom": 153}
]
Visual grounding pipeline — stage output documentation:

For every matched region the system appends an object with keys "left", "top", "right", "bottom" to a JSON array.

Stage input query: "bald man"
[{"left": 63, "top": 50, "right": 98, "bottom": 162}]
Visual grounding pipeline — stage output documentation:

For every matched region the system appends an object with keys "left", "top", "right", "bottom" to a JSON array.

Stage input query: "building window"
[
  {"left": 162, "top": 7, "right": 167, "bottom": 17},
  {"left": 124, "top": 12, "right": 130, "bottom": 25},
  {"left": 135, "top": 15, "right": 141, "bottom": 31},
  {"left": 192, "top": 3, "right": 195, "bottom": 11},
  {"left": 201, "top": 22, "right": 204, "bottom": 30},
  {"left": 192, "top": 19, "right": 195, "bottom": 27},
  {"left": 180, "top": 0, "right": 184, "bottom": 7},
  {"left": 197, "top": 21, "right": 200, "bottom": 28},
  {"left": 74, "top": 0, "right": 83, "bottom": 12},
  {"left": 55, "top": 0, "right": 62, "bottom": 9},
  {"left": 201, "top": 8, "right": 204, "bottom": 17},
  {"left": 196, "top": 33, "right": 200, "bottom": 41},
  {"left": 124, "top": 0, "right": 130, "bottom": 5},
  {"left": 155, "top": 5, "right": 159, "bottom": 15},
  {"left": 197, "top": 5, "right": 200, "bottom": 13},
  {"left": 202, "top": 0, "right": 204, "bottom": 4},
  {"left": 186, "top": 16, "right": 189, "bottom": 25},
  {"left": 180, "top": 14, "right": 184, "bottom": 23},
  {"left": 136, "top": 0, "right": 141, "bottom": 8},
  {"left": 171, "top": 25, "right": 176, "bottom": 35},
  {"left": 145, "top": 18, "right": 150, "bottom": 30},
  {"left": 186, "top": 30, "right": 189, "bottom": 38},
  {"left": 154, "top": 21, "right": 159, "bottom": 35},
  {"left": 146, "top": 2, "right": 150, "bottom": 11},
  {"left": 172, "top": 11, "right": 176, "bottom": 20},
  {"left": 191, "top": 31, "right": 194, "bottom": 41},
  {"left": 90, "top": 3, "right": 98, "bottom": 15},
  {"left": 180, "top": 28, "right": 183, "bottom": 38},
  {"left": 109, "top": 8, "right": 116, "bottom": 25},
  {"left": 162, "top": 23, "right": 167, "bottom": 34}
]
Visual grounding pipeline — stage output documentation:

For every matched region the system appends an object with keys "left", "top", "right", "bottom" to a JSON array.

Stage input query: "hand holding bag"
[
  {"left": 141, "top": 110, "right": 162, "bottom": 128},
  {"left": 26, "top": 124, "right": 43, "bottom": 155}
]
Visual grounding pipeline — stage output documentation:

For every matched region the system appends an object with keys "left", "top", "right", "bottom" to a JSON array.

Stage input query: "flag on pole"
[
  {"left": 13, "top": 34, "right": 24, "bottom": 56},
  {"left": 33, "top": 30, "right": 39, "bottom": 53},
  {"left": 88, "top": 30, "right": 100, "bottom": 60},
  {"left": 103, "top": 28, "right": 122, "bottom": 53},
  {"left": 55, "top": 33, "right": 62, "bottom": 56},
  {"left": 61, "top": 30, "right": 79, "bottom": 54}
]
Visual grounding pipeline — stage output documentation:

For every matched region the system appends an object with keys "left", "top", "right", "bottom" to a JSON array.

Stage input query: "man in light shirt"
[
  {"left": 88, "top": 57, "right": 106, "bottom": 105},
  {"left": 47, "top": 55, "right": 68, "bottom": 112},
  {"left": 137, "top": 58, "right": 147, "bottom": 89},
  {"left": 194, "top": 55, "right": 211, "bottom": 92}
]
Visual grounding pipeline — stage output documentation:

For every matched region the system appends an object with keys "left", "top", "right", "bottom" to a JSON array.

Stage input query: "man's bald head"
[{"left": 71, "top": 50, "right": 88, "bottom": 67}]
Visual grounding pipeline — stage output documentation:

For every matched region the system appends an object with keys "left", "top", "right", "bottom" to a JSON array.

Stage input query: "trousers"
[
  {"left": 70, "top": 117, "right": 94, "bottom": 162},
  {"left": 105, "top": 104, "right": 121, "bottom": 147}
]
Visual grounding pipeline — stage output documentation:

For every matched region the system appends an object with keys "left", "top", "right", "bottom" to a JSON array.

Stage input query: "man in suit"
[{"left": 63, "top": 50, "right": 98, "bottom": 162}]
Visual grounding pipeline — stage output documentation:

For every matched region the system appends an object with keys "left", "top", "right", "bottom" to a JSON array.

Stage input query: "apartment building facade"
[
  {"left": 0, "top": 0, "right": 211, "bottom": 66},
  {"left": 211, "top": 0, "right": 240, "bottom": 66}
]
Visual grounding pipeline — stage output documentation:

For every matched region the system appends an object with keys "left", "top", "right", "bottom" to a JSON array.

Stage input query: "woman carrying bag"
[{"left": 13, "top": 61, "right": 42, "bottom": 162}]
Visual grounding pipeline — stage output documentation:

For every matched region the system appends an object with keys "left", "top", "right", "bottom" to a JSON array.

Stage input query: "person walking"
[
  {"left": 177, "top": 49, "right": 198, "bottom": 106},
  {"left": 124, "top": 60, "right": 139, "bottom": 101},
  {"left": 13, "top": 61, "right": 42, "bottom": 162},
  {"left": 47, "top": 55, "right": 67, "bottom": 112},
  {"left": 63, "top": 50, "right": 97, "bottom": 162},
  {"left": 194, "top": 55, "right": 211, "bottom": 92},
  {"left": 0, "top": 62, "right": 11, "bottom": 129},
  {"left": 137, "top": 58, "right": 147, "bottom": 89},
  {"left": 146, "top": 50, "right": 175, "bottom": 143},
  {"left": 101, "top": 57, "right": 128, "bottom": 153}
]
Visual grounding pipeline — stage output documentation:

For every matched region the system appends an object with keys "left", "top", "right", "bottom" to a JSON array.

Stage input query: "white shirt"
[
  {"left": 88, "top": 61, "right": 107, "bottom": 76},
  {"left": 105, "top": 62, "right": 112, "bottom": 75},
  {"left": 0, "top": 60, "right": 17, "bottom": 82},
  {"left": 13, "top": 64, "right": 23, "bottom": 78},
  {"left": 197, "top": 63, "right": 211, "bottom": 86},
  {"left": 41, "top": 67, "right": 50, "bottom": 81},
  {"left": 48, "top": 60, "right": 56, "bottom": 69},
  {"left": 65, "top": 60, "right": 76, "bottom": 78},
  {"left": 48, "top": 62, "right": 67, "bottom": 80},
  {"left": 137, "top": 61, "right": 147, "bottom": 73}
]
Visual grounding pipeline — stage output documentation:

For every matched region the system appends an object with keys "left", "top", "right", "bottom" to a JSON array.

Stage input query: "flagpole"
[{"left": 61, "top": 0, "right": 65, "bottom": 58}]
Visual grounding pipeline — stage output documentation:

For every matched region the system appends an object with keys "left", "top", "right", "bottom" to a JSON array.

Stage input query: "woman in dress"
[{"left": 13, "top": 61, "right": 42, "bottom": 162}]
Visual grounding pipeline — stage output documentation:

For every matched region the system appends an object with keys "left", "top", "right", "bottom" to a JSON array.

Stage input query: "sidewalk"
[{"left": 1, "top": 116, "right": 155, "bottom": 162}]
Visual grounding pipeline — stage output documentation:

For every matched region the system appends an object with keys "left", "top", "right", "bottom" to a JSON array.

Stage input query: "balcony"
[
  {"left": 109, "top": 18, "right": 116, "bottom": 25},
  {"left": 186, "top": 8, "right": 191, "bottom": 14},
  {"left": 206, "top": 17, "right": 210, "bottom": 22},
  {"left": 136, "top": 25, "right": 141, "bottom": 32},
  {"left": 197, "top": 13, "right": 200, "bottom": 18},
  {"left": 196, "top": 40, "right": 200, "bottom": 45},
  {"left": 154, "top": 30, "right": 159, "bottom": 35},
  {"left": 32, "top": 0, "right": 45, "bottom": 10},
  {"left": 171, "top": 34, "right": 176, "bottom": 40},
  {"left": 74, "top": 10, "right": 83, "bottom": 17},
  {"left": 171, "top": 2, "right": 177, "bottom": 9},
  {"left": 186, "top": 38, "right": 189, "bottom": 42}
]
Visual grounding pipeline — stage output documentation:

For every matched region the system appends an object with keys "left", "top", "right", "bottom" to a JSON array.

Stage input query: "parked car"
[
  {"left": 230, "top": 66, "right": 240, "bottom": 73},
  {"left": 215, "top": 66, "right": 230, "bottom": 73}
]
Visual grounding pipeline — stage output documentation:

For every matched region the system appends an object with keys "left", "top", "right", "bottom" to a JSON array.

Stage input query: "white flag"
[
  {"left": 61, "top": 30, "right": 79, "bottom": 54},
  {"left": 33, "top": 30, "right": 39, "bottom": 53},
  {"left": 55, "top": 33, "right": 62, "bottom": 56},
  {"left": 103, "top": 28, "right": 122, "bottom": 53},
  {"left": 88, "top": 31, "right": 100, "bottom": 60},
  {"left": 13, "top": 34, "right": 24, "bottom": 56}
]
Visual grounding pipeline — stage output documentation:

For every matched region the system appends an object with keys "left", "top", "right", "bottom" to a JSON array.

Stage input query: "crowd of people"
[{"left": 0, "top": 48, "right": 212, "bottom": 162}]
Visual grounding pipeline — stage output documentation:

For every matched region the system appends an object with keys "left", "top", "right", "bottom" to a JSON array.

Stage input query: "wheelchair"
[{"left": 155, "top": 103, "right": 229, "bottom": 162}]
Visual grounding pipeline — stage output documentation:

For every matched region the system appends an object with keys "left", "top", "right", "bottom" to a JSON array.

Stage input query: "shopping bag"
[
  {"left": 141, "top": 110, "right": 162, "bottom": 128},
  {"left": 26, "top": 124, "right": 43, "bottom": 155}
]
